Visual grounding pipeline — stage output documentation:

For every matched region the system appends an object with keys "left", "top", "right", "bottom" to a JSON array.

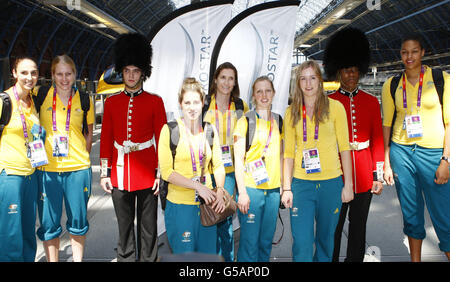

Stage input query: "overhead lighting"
[{"left": 41, "top": 0, "right": 135, "bottom": 34}]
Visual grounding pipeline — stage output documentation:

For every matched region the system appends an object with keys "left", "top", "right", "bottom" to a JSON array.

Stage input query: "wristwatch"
[{"left": 441, "top": 156, "right": 450, "bottom": 163}]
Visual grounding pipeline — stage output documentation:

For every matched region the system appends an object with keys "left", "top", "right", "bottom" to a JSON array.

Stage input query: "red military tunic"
[
  {"left": 100, "top": 90, "right": 167, "bottom": 192},
  {"left": 329, "top": 88, "right": 384, "bottom": 193}
]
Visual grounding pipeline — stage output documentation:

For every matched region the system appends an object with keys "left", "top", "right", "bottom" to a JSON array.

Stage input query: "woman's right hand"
[
  {"left": 384, "top": 166, "right": 394, "bottom": 186},
  {"left": 238, "top": 193, "right": 250, "bottom": 214},
  {"left": 197, "top": 185, "right": 216, "bottom": 205},
  {"left": 281, "top": 190, "right": 293, "bottom": 209}
]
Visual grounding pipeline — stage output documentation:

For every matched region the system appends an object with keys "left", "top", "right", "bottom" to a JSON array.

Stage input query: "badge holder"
[
  {"left": 52, "top": 134, "right": 69, "bottom": 157},
  {"left": 221, "top": 145, "right": 233, "bottom": 167},
  {"left": 246, "top": 158, "right": 270, "bottom": 185},
  {"left": 302, "top": 148, "right": 321, "bottom": 174},
  {"left": 404, "top": 115, "right": 423, "bottom": 138}
]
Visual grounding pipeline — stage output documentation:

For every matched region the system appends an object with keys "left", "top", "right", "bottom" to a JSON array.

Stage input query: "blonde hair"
[
  {"left": 178, "top": 77, "right": 205, "bottom": 104},
  {"left": 51, "top": 54, "right": 77, "bottom": 78},
  {"left": 289, "top": 60, "right": 329, "bottom": 127}
]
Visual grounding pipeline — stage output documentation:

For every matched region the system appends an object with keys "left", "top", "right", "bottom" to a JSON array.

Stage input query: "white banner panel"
[
  {"left": 144, "top": 1, "right": 233, "bottom": 121},
  {"left": 211, "top": 1, "right": 299, "bottom": 116}
]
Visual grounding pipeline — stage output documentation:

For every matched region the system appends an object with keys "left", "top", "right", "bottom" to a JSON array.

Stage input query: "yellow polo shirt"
[
  {"left": 233, "top": 114, "right": 282, "bottom": 189},
  {"left": 284, "top": 98, "right": 350, "bottom": 180},
  {"left": 158, "top": 118, "right": 225, "bottom": 205},
  {"left": 0, "top": 88, "right": 40, "bottom": 176},
  {"left": 203, "top": 95, "right": 249, "bottom": 174},
  {"left": 382, "top": 66, "right": 450, "bottom": 148},
  {"left": 37, "top": 87, "right": 94, "bottom": 172}
]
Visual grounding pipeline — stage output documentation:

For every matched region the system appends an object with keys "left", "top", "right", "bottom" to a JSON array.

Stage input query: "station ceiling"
[{"left": 0, "top": 0, "right": 448, "bottom": 82}]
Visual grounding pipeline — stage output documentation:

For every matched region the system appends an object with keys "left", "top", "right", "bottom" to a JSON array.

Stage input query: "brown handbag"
[
  {"left": 197, "top": 125, "right": 237, "bottom": 226},
  {"left": 200, "top": 186, "right": 237, "bottom": 227}
]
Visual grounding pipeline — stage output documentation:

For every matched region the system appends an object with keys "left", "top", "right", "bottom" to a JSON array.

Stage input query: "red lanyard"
[
  {"left": 214, "top": 99, "right": 232, "bottom": 142},
  {"left": 402, "top": 66, "right": 424, "bottom": 110},
  {"left": 302, "top": 104, "right": 319, "bottom": 143},
  {"left": 52, "top": 87, "right": 73, "bottom": 132}
]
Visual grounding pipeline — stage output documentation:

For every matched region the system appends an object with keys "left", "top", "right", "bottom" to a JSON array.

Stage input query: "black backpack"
[
  {"left": 32, "top": 86, "right": 91, "bottom": 135},
  {"left": 159, "top": 121, "right": 215, "bottom": 210},
  {"left": 244, "top": 110, "right": 283, "bottom": 153},
  {"left": 388, "top": 68, "right": 445, "bottom": 143},
  {"left": 0, "top": 92, "right": 12, "bottom": 139}
]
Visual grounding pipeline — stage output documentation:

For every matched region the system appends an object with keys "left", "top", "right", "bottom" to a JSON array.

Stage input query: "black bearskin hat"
[
  {"left": 323, "top": 27, "right": 370, "bottom": 81},
  {"left": 113, "top": 32, "right": 153, "bottom": 79}
]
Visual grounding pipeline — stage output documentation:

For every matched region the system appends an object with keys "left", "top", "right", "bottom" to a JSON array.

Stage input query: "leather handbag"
[{"left": 200, "top": 187, "right": 237, "bottom": 227}]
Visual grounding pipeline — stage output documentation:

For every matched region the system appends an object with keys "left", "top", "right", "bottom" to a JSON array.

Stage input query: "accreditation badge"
[
  {"left": 221, "top": 145, "right": 233, "bottom": 167},
  {"left": 28, "top": 139, "right": 48, "bottom": 168},
  {"left": 246, "top": 158, "right": 270, "bottom": 185},
  {"left": 302, "top": 148, "right": 321, "bottom": 174},
  {"left": 192, "top": 176, "right": 206, "bottom": 203},
  {"left": 52, "top": 134, "right": 69, "bottom": 157},
  {"left": 404, "top": 115, "right": 423, "bottom": 138}
]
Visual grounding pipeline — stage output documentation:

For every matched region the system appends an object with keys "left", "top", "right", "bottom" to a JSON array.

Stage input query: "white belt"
[
  {"left": 114, "top": 139, "right": 154, "bottom": 190},
  {"left": 349, "top": 140, "right": 369, "bottom": 151}
]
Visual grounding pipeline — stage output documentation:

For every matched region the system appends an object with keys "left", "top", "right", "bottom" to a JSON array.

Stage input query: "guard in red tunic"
[
  {"left": 324, "top": 28, "right": 384, "bottom": 262},
  {"left": 99, "top": 33, "right": 167, "bottom": 261}
]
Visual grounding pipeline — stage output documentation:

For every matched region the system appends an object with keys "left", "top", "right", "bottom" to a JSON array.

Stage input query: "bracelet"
[{"left": 283, "top": 189, "right": 291, "bottom": 192}]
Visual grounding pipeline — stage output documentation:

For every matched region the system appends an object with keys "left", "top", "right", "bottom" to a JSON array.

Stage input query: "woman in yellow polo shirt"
[
  {"left": 282, "top": 60, "right": 353, "bottom": 262},
  {"left": 203, "top": 62, "right": 249, "bottom": 261},
  {"left": 35, "top": 55, "right": 94, "bottom": 262},
  {"left": 233, "top": 76, "right": 283, "bottom": 262},
  {"left": 382, "top": 34, "right": 450, "bottom": 261},
  {"left": 159, "top": 77, "right": 225, "bottom": 255},
  {"left": 0, "top": 56, "right": 44, "bottom": 262}
]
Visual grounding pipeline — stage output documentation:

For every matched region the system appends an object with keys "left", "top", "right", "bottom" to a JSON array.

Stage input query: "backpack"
[
  {"left": 32, "top": 86, "right": 91, "bottom": 135},
  {"left": 202, "top": 95, "right": 245, "bottom": 121},
  {"left": 388, "top": 68, "right": 445, "bottom": 144},
  {"left": 244, "top": 110, "right": 283, "bottom": 153},
  {"left": 0, "top": 92, "right": 12, "bottom": 139},
  {"left": 159, "top": 121, "right": 215, "bottom": 210}
]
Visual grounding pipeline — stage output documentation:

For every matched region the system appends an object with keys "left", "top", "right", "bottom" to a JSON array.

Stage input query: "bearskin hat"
[
  {"left": 323, "top": 27, "right": 370, "bottom": 81},
  {"left": 113, "top": 32, "right": 153, "bottom": 79}
]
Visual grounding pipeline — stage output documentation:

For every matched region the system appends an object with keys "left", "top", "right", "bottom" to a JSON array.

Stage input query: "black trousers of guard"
[
  {"left": 333, "top": 191, "right": 373, "bottom": 262},
  {"left": 111, "top": 187, "right": 158, "bottom": 262}
]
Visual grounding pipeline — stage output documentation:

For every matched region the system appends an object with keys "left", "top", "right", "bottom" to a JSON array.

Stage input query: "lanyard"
[
  {"left": 302, "top": 104, "right": 319, "bottom": 143},
  {"left": 255, "top": 112, "right": 274, "bottom": 159},
  {"left": 214, "top": 99, "right": 232, "bottom": 143},
  {"left": 183, "top": 119, "right": 205, "bottom": 176},
  {"left": 52, "top": 87, "right": 73, "bottom": 132},
  {"left": 12, "top": 86, "right": 29, "bottom": 141},
  {"left": 402, "top": 66, "right": 424, "bottom": 110}
]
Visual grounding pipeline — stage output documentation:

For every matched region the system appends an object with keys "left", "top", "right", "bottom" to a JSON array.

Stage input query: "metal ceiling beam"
[
  {"left": 39, "top": 2, "right": 116, "bottom": 40},
  {"left": 40, "top": 0, "right": 136, "bottom": 35},
  {"left": 294, "top": 0, "right": 364, "bottom": 48}
]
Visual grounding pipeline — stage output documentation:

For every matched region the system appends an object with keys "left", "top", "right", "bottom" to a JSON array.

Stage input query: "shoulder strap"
[
  {"left": 245, "top": 111, "right": 282, "bottom": 154},
  {"left": 233, "top": 97, "right": 244, "bottom": 119},
  {"left": 390, "top": 74, "right": 401, "bottom": 104},
  {"left": 245, "top": 111, "right": 257, "bottom": 153},
  {"left": 78, "top": 90, "right": 90, "bottom": 135},
  {"left": 202, "top": 121, "right": 215, "bottom": 150},
  {"left": 388, "top": 75, "right": 401, "bottom": 145},
  {"left": 431, "top": 68, "right": 444, "bottom": 106},
  {"left": 272, "top": 112, "right": 283, "bottom": 135},
  {"left": 33, "top": 86, "right": 50, "bottom": 114},
  {"left": 0, "top": 92, "right": 12, "bottom": 138},
  {"left": 167, "top": 121, "right": 179, "bottom": 161}
]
